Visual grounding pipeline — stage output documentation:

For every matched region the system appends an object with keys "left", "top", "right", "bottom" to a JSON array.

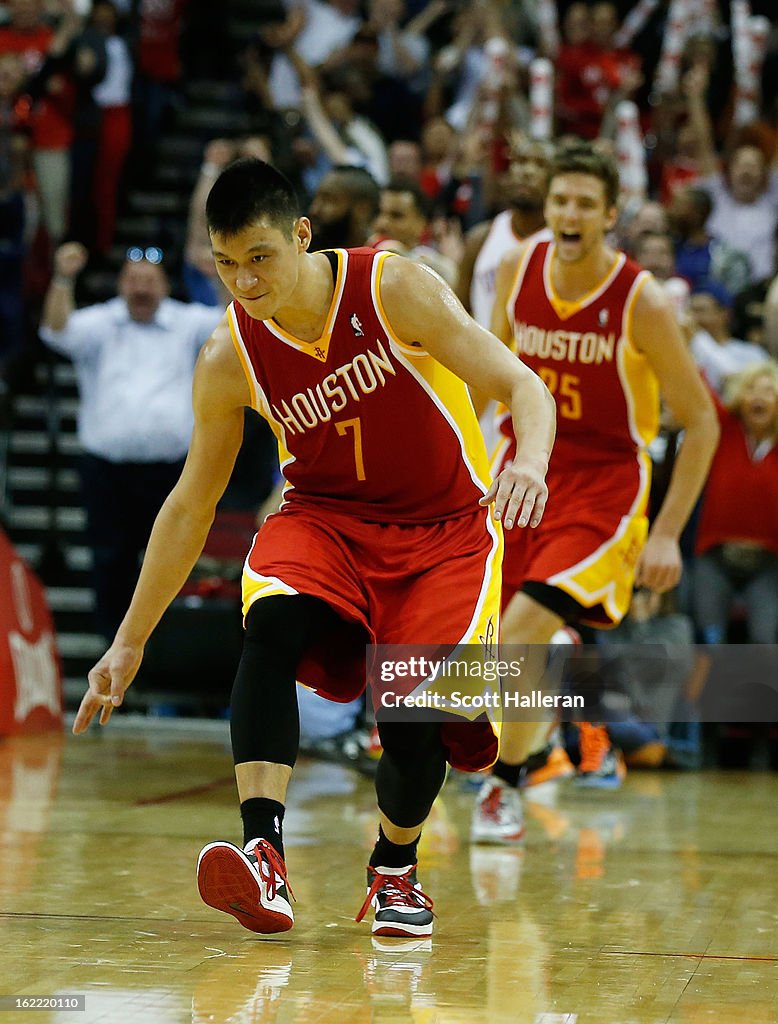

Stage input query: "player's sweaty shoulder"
[
  {"left": 380, "top": 252, "right": 453, "bottom": 317},
  {"left": 195, "top": 314, "right": 251, "bottom": 411}
]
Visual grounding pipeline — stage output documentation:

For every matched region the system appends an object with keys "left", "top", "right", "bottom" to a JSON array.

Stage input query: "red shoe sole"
[{"left": 197, "top": 845, "right": 293, "bottom": 934}]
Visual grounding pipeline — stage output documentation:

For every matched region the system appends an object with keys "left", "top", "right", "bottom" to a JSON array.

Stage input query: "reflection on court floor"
[{"left": 0, "top": 724, "right": 776, "bottom": 1024}]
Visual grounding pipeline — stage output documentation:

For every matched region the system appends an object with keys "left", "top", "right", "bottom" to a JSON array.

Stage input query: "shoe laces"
[
  {"left": 355, "top": 866, "right": 434, "bottom": 923},
  {"left": 247, "top": 840, "right": 296, "bottom": 903},
  {"left": 578, "top": 723, "right": 610, "bottom": 773}
]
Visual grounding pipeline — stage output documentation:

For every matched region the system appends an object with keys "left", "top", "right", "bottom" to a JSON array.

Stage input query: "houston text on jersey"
[{"left": 271, "top": 339, "right": 397, "bottom": 435}]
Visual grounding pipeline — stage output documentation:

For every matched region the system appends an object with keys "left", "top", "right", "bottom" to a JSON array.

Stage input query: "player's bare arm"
[
  {"left": 72, "top": 316, "right": 251, "bottom": 734},
  {"left": 379, "top": 255, "right": 556, "bottom": 530},
  {"left": 467, "top": 244, "right": 525, "bottom": 419},
  {"left": 632, "top": 277, "right": 720, "bottom": 592}
]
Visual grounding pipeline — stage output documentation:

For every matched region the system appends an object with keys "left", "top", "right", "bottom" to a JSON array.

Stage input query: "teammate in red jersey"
[
  {"left": 72, "top": 159, "right": 556, "bottom": 938},
  {"left": 471, "top": 141, "right": 719, "bottom": 842}
]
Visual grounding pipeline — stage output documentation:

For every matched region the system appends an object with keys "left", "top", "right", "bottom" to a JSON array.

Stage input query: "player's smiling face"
[
  {"left": 545, "top": 173, "right": 617, "bottom": 263},
  {"left": 211, "top": 217, "right": 311, "bottom": 320}
]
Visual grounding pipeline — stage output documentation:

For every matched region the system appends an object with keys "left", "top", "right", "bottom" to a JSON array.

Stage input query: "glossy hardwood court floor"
[{"left": 1, "top": 724, "right": 776, "bottom": 1024}]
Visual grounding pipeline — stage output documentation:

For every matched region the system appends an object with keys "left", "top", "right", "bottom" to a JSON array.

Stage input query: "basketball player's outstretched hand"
[
  {"left": 480, "top": 457, "right": 548, "bottom": 530},
  {"left": 72, "top": 642, "right": 143, "bottom": 734}
]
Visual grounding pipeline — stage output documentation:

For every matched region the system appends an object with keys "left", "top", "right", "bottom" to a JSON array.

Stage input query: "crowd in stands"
[{"left": 2, "top": 0, "right": 778, "bottom": 761}]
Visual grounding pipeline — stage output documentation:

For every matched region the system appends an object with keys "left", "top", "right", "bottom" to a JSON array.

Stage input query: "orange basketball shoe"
[
  {"left": 521, "top": 743, "right": 576, "bottom": 787},
  {"left": 574, "top": 723, "right": 626, "bottom": 790}
]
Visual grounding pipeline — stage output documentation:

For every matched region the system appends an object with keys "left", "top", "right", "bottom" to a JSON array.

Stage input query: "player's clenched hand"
[
  {"left": 72, "top": 641, "right": 144, "bottom": 734},
  {"left": 480, "top": 457, "right": 549, "bottom": 529},
  {"left": 634, "top": 533, "right": 682, "bottom": 594}
]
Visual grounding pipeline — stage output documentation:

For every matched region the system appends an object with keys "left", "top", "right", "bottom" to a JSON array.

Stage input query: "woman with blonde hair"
[{"left": 693, "top": 361, "right": 778, "bottom": 643}]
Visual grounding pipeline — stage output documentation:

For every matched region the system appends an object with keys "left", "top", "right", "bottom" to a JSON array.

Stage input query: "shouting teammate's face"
[
  {"left": 544, "top": 173, "right": 617, "bottom": 264},
  {"left": 211, "top": 218, "right": 311, "bottom": 321}
]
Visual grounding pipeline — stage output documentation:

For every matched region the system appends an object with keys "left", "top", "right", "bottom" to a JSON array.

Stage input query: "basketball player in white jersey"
[{"left": 457, "top": 144, "right": 552, "bottom": 324}]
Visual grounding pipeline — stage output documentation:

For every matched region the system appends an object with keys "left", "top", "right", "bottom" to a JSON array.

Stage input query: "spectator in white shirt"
[
  {"left": 39, "top": 242, "right": 222, "bottom": 639},
  {"left": 685, "top": 63, "right": 778, "bottom": 285},
  {"left": 688, "top": 280, "right": 769, "bottom": 395},
  {"left": 701, "top": 145, "right": 778, "bottom": 286}
]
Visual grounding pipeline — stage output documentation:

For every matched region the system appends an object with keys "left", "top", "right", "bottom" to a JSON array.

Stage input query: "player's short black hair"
[
  {"left": 550, "top": 141, "right": 621, "bottom": 208},
  {"left": 206, "top": 158, "right": 301, "bottom": 239}
]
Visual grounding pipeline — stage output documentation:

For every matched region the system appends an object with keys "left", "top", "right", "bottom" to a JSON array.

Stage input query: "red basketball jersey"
[
  {"left": 229, "top": 248, "right": 491, "bottom": 523},
  {"left": 497, "top": 239, "right": 659, "bottom": 465}
]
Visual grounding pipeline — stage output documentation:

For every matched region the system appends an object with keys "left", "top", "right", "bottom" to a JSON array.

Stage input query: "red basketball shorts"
[
  {"left": 241, "top": 502, "right": 503, "bottom": 771},
  {"left": 501, "top": 450, "right": 651, "bottom": 627}
]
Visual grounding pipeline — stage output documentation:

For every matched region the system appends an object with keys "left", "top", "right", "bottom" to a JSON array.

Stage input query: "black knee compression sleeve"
[
  {"left": 230, "top": 595, "right": 338, "bottom": 767},
  {"left": 375, "top": 721, "right": 448, "bottom": 828}
]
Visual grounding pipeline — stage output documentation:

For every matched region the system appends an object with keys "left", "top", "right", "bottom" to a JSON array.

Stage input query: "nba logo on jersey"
[
  {"left": 350, "top": 313, "right": 364, "bottom": 337},
  {"left": 598, "top": 308, "right": 609, "bottom": 327}
]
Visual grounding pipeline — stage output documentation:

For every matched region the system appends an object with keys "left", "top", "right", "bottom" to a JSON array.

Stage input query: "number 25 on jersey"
[{"left": 538, "top": 369, "right": 582, "bottom": 420}]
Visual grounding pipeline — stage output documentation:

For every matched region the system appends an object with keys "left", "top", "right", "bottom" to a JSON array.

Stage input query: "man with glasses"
[{"left": 39, "top": 242, "right": 223, "bottom": 640}]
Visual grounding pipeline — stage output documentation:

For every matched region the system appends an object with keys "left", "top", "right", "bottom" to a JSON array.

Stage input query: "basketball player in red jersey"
[
  {"left": 72, "top": 159, "right": 556, "bottom": 938},
  {"left": 471, "top": 141, "right": 719, "bottom": 843}
]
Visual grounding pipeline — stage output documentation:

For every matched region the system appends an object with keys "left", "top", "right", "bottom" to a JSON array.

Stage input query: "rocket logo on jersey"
[
  {"left": 598, "top": 308, "right": 609, "bottom": 327},
  {"left": 271, "top": 339, "right": 397, "bottom": 435}
]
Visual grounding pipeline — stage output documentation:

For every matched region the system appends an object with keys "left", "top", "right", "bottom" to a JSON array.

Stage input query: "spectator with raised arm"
[
  {"left": 686, "top": 62, "right": 778, "bottom": 287},
  {"left": 264, "top": 0, "right": 362, "bottom": 111},
  {"left": 39, "top": 242, "right": 223, "bottom": 640},
  {"left": 289, "top": 45, "right": 389, "bottom": 187}
]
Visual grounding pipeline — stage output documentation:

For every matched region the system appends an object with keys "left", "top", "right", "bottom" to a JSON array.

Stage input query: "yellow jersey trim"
[
  {"left": 261, "top": 249, "right": 348, "bottom": 363},
  {"left": 544, "top": 246, "right": 625, "bottom": 321},
  {"left": 372, "top": 251, "right": 429, "bottom": 357},
  {"left": 228, "top": 304, "right": 259, "bottom": 410}
]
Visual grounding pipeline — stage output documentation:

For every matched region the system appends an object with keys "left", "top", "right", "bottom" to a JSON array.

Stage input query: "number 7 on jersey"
[{"left": 335, "top": 417, "right": 366, "bottom": 480}]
